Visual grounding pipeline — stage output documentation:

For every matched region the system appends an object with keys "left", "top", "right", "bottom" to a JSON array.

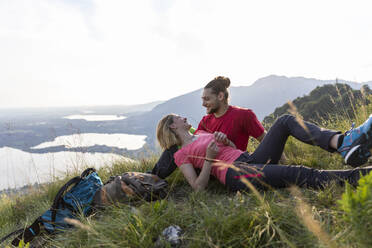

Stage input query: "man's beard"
[{"left": 207, "top": 102, "right": 220, "bottom": 114}]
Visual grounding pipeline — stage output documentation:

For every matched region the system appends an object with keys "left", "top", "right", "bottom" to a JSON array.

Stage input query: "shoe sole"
[{"left": 345, "top": 126, "right": 372, "bottom": 167}]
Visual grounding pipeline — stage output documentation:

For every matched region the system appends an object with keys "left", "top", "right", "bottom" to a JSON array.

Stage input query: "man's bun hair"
[
  {"left": 213, "top": 76, "right": 230, "bottom": 89},
  {"left": 204, "top": 76, "right": 230, "bottom": 103}
]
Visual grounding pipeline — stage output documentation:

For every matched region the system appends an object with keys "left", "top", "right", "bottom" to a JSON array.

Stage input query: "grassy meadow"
[{"left": 1, "top": 94, "right": 372, "bottom": 248}]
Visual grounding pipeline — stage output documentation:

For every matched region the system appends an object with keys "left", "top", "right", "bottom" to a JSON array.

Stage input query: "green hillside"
[
  {"left": 1, "top": 94, "right": 372, "bottom": 247},
  {"left": 263, "top": 83, "right": 371, "bottom": 126}
]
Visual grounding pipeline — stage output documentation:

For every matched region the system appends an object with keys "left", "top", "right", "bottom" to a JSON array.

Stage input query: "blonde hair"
[{"left": 156, "top": 114, "right": 182, "bottom": 150}]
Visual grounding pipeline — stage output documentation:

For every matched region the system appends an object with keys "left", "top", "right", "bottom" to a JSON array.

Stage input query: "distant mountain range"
[
  {"left": 2, "top": 75, "right": 372, "bottom": 156},
  {"left": 0, "top": 101, "right": 163, "bottom": 119},
  {"left": 124, "top": 75, "right": 372, "bottom": 147}
]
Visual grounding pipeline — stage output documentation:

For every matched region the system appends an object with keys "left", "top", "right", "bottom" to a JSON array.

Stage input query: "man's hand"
[
  {"left": 214, "top": 131, "right": 229, "bottom": 145},
  {"left": 214, "top": 131, "right": 236, "bottom": 149}
]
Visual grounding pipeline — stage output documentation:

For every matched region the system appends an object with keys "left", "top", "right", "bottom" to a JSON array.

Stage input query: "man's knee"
[
  {"left": 278, "top": 114, "right": 294, "bottom": 122},
  {"left": 273, "top": 114, "right": 294, "bottom": 127}
]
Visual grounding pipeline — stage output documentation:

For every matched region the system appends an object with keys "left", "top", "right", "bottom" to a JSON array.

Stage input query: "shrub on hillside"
[{"left": 338, "top": 171, "right": 372, "bottom": 247}]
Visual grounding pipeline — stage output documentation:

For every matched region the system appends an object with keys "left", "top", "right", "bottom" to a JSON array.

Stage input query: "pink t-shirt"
[
  {"left": 174, "top": 131, "right": 243, "bottom": 184},
  {"left": 196, "top": 106, "right": 264, "bottom": 151}
]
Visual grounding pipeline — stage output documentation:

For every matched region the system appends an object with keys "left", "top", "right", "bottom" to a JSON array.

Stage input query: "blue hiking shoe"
[{"left": 338, "top": 114, "right": 372, "bottom": 167}]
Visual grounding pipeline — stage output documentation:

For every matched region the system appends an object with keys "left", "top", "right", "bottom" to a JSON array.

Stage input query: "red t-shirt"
[
  {"left": 195, "top": 106, "right": 264, "bottom": 151},
  {"left": 174, "top": 131, "right": 243, "bottom": 184}
]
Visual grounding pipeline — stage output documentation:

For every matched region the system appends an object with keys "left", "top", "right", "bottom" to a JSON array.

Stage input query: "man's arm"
[{"left": 256, "top": 130, "right": 267, "bottom": 142}]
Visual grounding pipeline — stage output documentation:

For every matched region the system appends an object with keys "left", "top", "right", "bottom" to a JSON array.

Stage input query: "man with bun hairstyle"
[
  {"left": 151, "top": 76, "right": 266, "bottom": 179},
  {"left": 197, "top": 76, "right": 266, "bottom": 151}
]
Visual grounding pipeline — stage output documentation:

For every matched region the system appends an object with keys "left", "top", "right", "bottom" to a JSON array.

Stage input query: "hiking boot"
[{"left": 338, "top": 114, "right": 372, "bottom": 167}]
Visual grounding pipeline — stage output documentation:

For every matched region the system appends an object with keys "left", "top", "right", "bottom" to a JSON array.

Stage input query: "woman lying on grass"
[{"left": 156, "top": 113, "right": 372, "bottom": 191}]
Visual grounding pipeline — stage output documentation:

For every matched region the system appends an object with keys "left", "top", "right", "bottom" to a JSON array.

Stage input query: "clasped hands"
[{"left": 206, "top": 132, "right": 230, "bottom": 160}]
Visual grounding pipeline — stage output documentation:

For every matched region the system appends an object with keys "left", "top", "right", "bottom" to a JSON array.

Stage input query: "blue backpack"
[{"left": 2, "top": 168, "right": 103, "bottom": 247}]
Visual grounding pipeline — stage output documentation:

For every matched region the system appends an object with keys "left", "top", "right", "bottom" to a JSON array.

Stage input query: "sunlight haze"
[{"left": 1, "top": 0, "right": 372, "bottom": 108}]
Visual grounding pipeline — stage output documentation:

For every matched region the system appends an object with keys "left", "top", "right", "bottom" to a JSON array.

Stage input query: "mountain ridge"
[{"left": 125, "top": 75, "right": 372, "bottom": 147}]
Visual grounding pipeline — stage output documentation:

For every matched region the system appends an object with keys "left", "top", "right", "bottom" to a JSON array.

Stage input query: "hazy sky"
[{"left": 1, "top": 0, "right": 372, "bottom": 108}]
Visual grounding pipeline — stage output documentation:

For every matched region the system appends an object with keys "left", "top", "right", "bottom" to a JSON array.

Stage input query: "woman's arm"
[
  {"left": 179, "top": 161, "right": 213, "bottom": 191},
  {"left": 179, "top": 140, "right": 219, "bottom": 191}
]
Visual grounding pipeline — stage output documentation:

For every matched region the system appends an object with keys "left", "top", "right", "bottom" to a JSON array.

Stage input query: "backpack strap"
[
  {"left": 11, "top": 217, "right": 43, "bottom": 246},
  {"left": 0, "top": 228, "right": 24, "bottom": 244},
  {"left": 2, "top": 176, "right": 81, "bottom": 246},
  {"left": 50, "top": 168, "right": 96, "bottom": 223},
  {"left": 81, "top": 168, "right": 96, "bottom": 178},
  {"left": 51, "top": 176, "right": 81, "bottom": 223},
  {"left": 0, "top": 229, "right": 23, "bottom": 244},
  {"left": 2, "top": 168, "right": 98, "bottom": 246}
]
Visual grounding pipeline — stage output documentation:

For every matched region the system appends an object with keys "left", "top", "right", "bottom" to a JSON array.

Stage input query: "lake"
[
  {"left": 1, "top": 132, "right": 148, "bottom": 191},
  {"left": 0, "top": 147, "right": 132, "bottom": 190},
  {"left": 32, "top": 133, "right": 147, "bottom": 150},
  {"left": 0, "top": 113, "right": 149, "bottom": 191},
  {"left": 64, "top": 114, "right": 127, "bottom": 121}
]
